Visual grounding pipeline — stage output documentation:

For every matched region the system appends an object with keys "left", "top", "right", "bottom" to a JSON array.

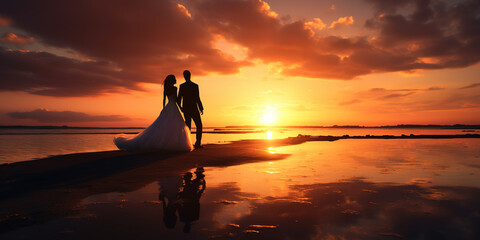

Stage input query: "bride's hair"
[{"left": 164, "top": 74, "right": 176, "bottom": 87}]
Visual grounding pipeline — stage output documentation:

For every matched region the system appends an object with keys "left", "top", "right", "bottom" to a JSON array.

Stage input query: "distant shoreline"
[
  {"left": 225, "top": 124, "right": 480, "bottom": 129},
  {"left": 304, "top": 134, "right": 480, "bottom": 141},
  {"left": 1, "top": 124, "right": 479, "bottom": 129}
]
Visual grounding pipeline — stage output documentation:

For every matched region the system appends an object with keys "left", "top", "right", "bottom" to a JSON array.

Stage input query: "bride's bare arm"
[{"left": 163, "top": 89, "right": 166, "bottom": 108}]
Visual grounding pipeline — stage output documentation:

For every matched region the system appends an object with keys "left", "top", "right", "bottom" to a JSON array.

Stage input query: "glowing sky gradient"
[{"left": 0, "top": 0, "right": 479, "bottom": 127}]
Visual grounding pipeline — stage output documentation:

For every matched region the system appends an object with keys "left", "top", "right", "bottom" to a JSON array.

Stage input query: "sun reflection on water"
[
  {"left": 267, "top": 147, "right": 276, "bottom": 154},
  {"left": 266, "top": 131, "right": 273, "bottom": 139}
]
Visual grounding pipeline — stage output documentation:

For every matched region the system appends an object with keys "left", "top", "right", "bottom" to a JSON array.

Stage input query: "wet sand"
[{"left": 1, "top": 134, "right": 479, "bottom": 239}]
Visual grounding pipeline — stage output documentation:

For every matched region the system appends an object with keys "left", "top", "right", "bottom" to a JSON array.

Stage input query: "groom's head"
[{"left": 183, "top": 70, "right": 191, "bottom": 82}]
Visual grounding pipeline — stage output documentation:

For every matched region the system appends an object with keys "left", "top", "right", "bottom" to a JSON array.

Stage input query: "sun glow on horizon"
[
  {"left": 257, "top": 105, "right": 279, "bottom": 126},
  {"left": 260, "top": 112, "right": 277, "bottom": 125}
]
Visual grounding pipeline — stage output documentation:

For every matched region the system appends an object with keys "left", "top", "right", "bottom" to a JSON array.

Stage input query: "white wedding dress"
[{"left": 114, "top": 94, "right": 194, "bottom": 152}]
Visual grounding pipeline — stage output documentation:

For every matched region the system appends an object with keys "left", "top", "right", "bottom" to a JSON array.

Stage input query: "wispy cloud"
[
  {"left": 230, "top": 103, "right": 311, "bottom": 112},
  {"left": 339, "top": 99, "right": 362, "bottom": 106},
  {"left": 340, "top": 84, "right": 480, "bottom": 113},
  {"left": 7, "top": 108, "right": 131, "bottom": 123},
  {"left": 459, "top": 83, "right": 480, "bottom": 89},
  {"left": 378, "top": 92, "right": 415, "bottom": 100},
  {"left": 426, "top": 86, "right": 444, "bottom": 91}
]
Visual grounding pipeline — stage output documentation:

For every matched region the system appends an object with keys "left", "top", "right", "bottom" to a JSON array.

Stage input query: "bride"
[{"left": 114, "top": 75, "right": 194, "bottom": 152}]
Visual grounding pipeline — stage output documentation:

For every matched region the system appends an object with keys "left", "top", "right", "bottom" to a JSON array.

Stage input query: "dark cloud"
[
  {"left": 0, "top": 0, "right": 248, "bottom": 96},
  {"left": 7, "top": 108, "right": 131, "bottom": 122},
  {"left": 367, "top": 0, "right": 480, "bottom": 68},
  {"left": 0, "top": 47, "right": 142, "bottom": 96},
  {"left": 365, "top": 0, "right": 411, "bottom": 14},
  {"left": 0, "top": 0, "right": 247, "bottom": 69}
]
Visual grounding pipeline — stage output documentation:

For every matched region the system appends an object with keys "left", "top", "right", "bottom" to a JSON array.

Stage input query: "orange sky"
[{"left": 0, "top": 0, "right": 479, "bottom": 127}]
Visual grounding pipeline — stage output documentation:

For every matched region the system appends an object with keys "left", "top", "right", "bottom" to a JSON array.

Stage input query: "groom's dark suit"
[{"left": 178, "top": 81, "right": 203, "bottom": 147}]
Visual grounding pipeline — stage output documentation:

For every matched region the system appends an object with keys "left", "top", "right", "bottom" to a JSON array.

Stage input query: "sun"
[
  {"left": 254, "top": 105, "right": 280, "bottom": 126},
  {"left": 260, "top": 111, "right": 277, "bottom": 125}
]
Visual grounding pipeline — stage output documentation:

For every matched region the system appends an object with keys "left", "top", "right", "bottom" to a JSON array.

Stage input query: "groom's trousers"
[{"left": 184, "top": 111, "right": 202, "bottom": 146}]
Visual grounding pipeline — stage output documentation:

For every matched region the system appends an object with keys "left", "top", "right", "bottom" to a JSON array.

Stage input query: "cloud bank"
[
  {"left": 0, "top": 0, "right": 249, "bottom": 96},
  {"left": 0, "top": 0, "right": 479, "bottom": 97}
]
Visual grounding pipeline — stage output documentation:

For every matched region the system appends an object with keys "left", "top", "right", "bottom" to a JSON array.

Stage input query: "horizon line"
[{"left": 1, "top": 124, "right": 479, "bottom": 129}]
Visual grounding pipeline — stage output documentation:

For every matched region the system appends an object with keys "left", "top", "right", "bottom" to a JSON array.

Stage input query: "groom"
[{"left": 178, "top": 70, "right": 204, "bottom": 148}]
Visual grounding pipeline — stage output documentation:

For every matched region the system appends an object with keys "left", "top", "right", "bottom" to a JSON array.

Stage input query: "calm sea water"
[{"left": 0, "top": 127, "right": 475, "bottom": 164}]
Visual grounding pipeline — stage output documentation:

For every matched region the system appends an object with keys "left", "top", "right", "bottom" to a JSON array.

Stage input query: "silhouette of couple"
[
  {"left": 114, "top": 70, "right": 203, "bottom": 152},
  {"left": 159, "top": 167, "right": 206, "bottom": 233}
]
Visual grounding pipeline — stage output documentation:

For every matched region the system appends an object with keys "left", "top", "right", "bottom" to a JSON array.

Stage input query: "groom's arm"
[
  {"left": 196, "top": 85, "right": 203, "bottom": 114},
  {"left": 177, "top": 86, "right": 183, "bottom": 110}
]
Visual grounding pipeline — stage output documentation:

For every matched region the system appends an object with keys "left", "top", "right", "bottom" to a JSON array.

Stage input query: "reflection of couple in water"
[{"left": 158, "top": 167, "right": 206, "bottom": 233}]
